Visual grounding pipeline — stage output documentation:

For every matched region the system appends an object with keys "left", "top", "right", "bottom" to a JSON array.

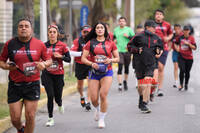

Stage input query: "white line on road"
[{"left": 184, "top": 104, "right": 196, "bottom": 115}]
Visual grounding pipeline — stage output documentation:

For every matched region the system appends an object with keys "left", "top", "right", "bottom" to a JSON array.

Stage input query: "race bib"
[
  {"left": 181, "top": 44, "right": 189, "bottom": 51},
  {"left": 23, "top": 62, "right": 38, "bottom": 76},
  {"left": 46, "top": 61, "right": 59, "bottom": 71},
  {"left": 95, "top": 55, "right": 107, "bottom": 63}
]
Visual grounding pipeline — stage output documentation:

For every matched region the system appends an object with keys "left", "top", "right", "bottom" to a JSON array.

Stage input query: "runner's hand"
[
  {"left": 138, "top": 47, "right": 143, "bottom": 54},
  {"left": 54, "top": 52, "right": 63, "bottom": 58},
  {"left": 91, "top": 63, "right": 99, "bottom": 70},
  {"left": 36, "top": 62, "right": 46, "bottom": 70},
  {"left": 104, "top": 58, "right": 112, "bottom": 64}
]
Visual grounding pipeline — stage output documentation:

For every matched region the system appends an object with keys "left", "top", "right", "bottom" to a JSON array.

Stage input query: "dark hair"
[
  {"left": 85, "top": 22, "right": 109, "bottom": 43},
  {"left": 144, "top": 20, "right": 156, "bottom": 28},
  {"left": 118, "top": 16, "right": 127, "bottom": 22},
  {"left": 174, "top": 24, "right": 181, "bottom": 28},
  {"left": 17, "top": 18, "right": 32, "bottom": 27},
  {"left": 154, "top": 9, "right": 164, "bottom": 16}
]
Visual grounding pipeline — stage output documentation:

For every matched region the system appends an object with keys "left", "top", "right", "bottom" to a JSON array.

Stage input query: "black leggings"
[
  {"left": 117, "top": 64, "right": 129, "bottom": 75},
  {"left": 41, "top": 71, "right": 64, "bottom": 118},
  {"left": 178, "top": 56, "right": 193, "bottom": 86}
]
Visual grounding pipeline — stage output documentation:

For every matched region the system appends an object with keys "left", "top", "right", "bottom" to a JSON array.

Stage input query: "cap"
[
  {"left": 81, "top": 25, "right": 91, "bottom": 32},
  {"left": 144, "top": 20, "right": 156, "bottom": 28},
  {"left": 183, "top": 25, "right": 190, "bottom": 30},
  {"left": 136, "top": 24, "right": 143, "bottom": 29}
]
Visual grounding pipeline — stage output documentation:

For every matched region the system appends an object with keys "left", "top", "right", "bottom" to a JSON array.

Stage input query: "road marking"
[
  {"left": 184, "top": 104, "right": 196, "bottom": 115},
  {"left": 188, "top": 87, "right": 194, "bottom": 93}
]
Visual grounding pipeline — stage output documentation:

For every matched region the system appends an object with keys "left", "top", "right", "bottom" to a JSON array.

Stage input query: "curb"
[{"left": 0, "top": 83, "right": 78, "bottom": 133}]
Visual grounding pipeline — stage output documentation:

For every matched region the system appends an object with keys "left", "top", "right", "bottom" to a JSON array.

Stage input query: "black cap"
[
  {"left": 136, "top": 24, "right": 143, "bottom": 29},
  {"left": 183, "top": 25, "right": 190, "bottom": 30},
  {"left": 144, "top": 20, "right": 156, "bottom": 28}
]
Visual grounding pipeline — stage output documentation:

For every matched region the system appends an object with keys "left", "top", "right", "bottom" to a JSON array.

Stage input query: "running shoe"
[
  {"left": 184, "top": 85, "right": 188, "bottom": 91},
  {"left": 17, "top": 126, "right": 25, "bottom": 133},
  {"left": 58, "top": 105, "right": 64, "bottom": 114},
  {"left": 173, "top": 84, "right": 177, "bottom": 88},
  {"left": 118, "top": 84, "right": 122, "bottom": 91},
  {"left": 85, "top": 102, "right": 91, "bottom": 111},
  {"left": 98, "top": 119, "right": 105, "bottom": 128},
  {"left": 46, "top": 118, "right": 54, "bottom": 127},
  {"left": 140, "top": 102, "right": 151, "bottom": 113},
  {"left": 123, "top": 80, "right": 128, "bottom": 91},
  {"left": 94, "top": 109, "right": 99, "bottom": 121},
  {"left": 157, "top": 89, "right": 164, "bottom": 97},
  {"left": 80, "top": 97, "right": 86, "bottom": 107},
  {"left": 178, "top": 85, "right": 183, "bottom": 91}
]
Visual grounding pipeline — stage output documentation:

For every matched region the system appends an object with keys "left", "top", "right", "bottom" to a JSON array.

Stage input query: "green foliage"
[{"left": 135, "top": 0, "right": 189, "bottom": 26}]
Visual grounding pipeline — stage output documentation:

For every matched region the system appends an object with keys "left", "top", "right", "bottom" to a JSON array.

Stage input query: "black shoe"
[
  {"left": 173, "top": 84, "right": 177, "bottom": 88},
  {"left": 80, "top": 97, "right": 86, "bottom": 107},
  {"left": 184, "top": 85, "right": 188, "bottom": 91},
  {"left": 140, "top": 102, "right": 151, "bottom": 113},
  {"left": 85, "top": 102, "right": 91, "bottom": 111},
  {"left": 123, "top": 80, "right": 128, "bottom": 91},
  {"left": 178, "top": 85, "right": 183, "bottom": 91}
]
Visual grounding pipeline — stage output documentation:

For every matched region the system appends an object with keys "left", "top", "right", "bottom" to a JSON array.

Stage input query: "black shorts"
[
  {"left": 75, "top": 62, "right": 91, "bottom": 80},
  {"left": 158, "top": 50, "right": 168, "bottom": 65},
  {"left": 119, "top": 52, "right": 131, "bottom": 65},
  {"left": 8, "top": 80, "right": 40, "bottom": 104},
  {"left": 134, "top": 59, "right": 154, "bottom": 80}
]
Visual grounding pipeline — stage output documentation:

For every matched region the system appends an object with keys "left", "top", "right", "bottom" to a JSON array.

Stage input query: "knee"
[
  {"left": 25, "top": 111, "right": 36, "bottom": 122},
  {"left": 11, "top": 115, "right": 21, "bottom": 124},
  {"left": 100, "top": 92, "right": 107, "bottom": 102}
]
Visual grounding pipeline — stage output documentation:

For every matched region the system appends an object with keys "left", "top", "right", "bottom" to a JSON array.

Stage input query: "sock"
[
  {"left": 99, "top": 112, "right": 107, "bottom": 120},
  {"left": 95, "top": 105, "right": 100, "bottom": 112}
]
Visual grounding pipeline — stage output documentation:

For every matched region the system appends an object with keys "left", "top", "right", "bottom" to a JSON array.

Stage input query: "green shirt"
[{"left": 114, "top": 26, "right": 135, "bottom": 52}]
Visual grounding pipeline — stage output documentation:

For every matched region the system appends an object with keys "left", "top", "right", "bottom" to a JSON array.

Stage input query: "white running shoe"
[
  {"left": 94, "top": 109, "right": 99, "bottom": 121},
  {"left": 58, "top": 105, "right": 64, "bottom": 114},
  {"left": 46, "top": 118, "right": 54, "bottom": 127},
  {"left": 98, "top": 119, "right": 105, "bottom": 128}
]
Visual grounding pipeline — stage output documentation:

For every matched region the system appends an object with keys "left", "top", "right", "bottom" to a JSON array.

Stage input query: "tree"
[{"left": 23, "top": 0, "right": 35, "bottom": 29}]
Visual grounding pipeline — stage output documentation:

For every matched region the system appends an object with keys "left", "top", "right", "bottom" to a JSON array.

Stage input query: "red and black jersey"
[
  {"left": 171, "top": 32, "right": 183, "bottom": 50},
  {"left": 83, "top": 39, "right": 117, "bottom": 70},
  {"left": 45, "top": 40, "right": 70, "bottom": 75},
  {"left": 155, "top": 20, "right": 173, "bottom": 51},
  {"left": 71, "top": 37, "right": 86, "bottom": 64},
  {"left": 0, "top": 37, "right": 51, "bottom": 82},
  {"left": 175, "top": 35, "right": 196, "bottom": 60}
]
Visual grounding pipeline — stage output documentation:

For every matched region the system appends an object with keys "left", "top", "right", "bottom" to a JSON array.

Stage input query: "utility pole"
[
  {"left": 40, "top": 0, "right": 47, "bottom": 42},
  {"left": 130, "top": 0, "right": 135, "bottom": 30},
  {"left": 69, "top": 0, "right": 73, "bottom": 75}
]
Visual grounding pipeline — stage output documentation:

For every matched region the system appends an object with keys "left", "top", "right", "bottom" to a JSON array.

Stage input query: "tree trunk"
[
  {"left": 47, "top": 0, "right": 52, "bottom": 25},
  {"left": 23, "top": 0, "right": 34, "bottom": 29},
  {"left": 88, "top": 0, "right": 105, "bottom": 26}
]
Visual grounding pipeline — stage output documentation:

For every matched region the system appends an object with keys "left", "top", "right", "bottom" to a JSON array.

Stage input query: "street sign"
[
  {"left": 80, "top": 5, "right": 89, "bottom": 27},
  {"left": 59, "top": 0, "right": 82, "bottom": 9}
]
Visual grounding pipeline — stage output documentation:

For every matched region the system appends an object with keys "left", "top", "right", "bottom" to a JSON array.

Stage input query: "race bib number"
[
  {"left": 46, "top": 61, "right": 59, "bottom": 71},
  {"left": 181, "top": 44, "right": 189, "bottom": 51},
  {"left": 95, "top": 55, "right": 107, "bottom": 63},
  {"left": 23, "top": 62, "right": 38, "bottom": 76}
]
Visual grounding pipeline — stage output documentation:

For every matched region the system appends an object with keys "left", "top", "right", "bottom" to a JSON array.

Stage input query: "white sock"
[
  {"left": 95, "top": 105, "right": 100, "bottom": 112},
  {"left": 99, "top": 112, "right": 107, "bottom": 120}
]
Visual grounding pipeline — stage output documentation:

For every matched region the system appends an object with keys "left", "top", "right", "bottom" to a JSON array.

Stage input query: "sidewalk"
[{"left": 0, "top": 83, "right": 79, "bottom": 133}]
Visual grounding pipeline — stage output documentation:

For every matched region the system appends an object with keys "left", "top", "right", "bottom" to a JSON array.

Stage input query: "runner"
[
  {"left": 174, "top": 25, "right": 197, "bottom": 91},
  {"left": 0, "top": 18, "right": 52, "bottom": 133},
  {"left": 154, "top": 9, "right": 173, "bottom": 96},
  {"left": 70, "top": 25, "right": 92, "bottom": 110},
  {"left": 41, "top": 24, "right": 71, "bottom": 127},
  {"left": 170, "top": 24, "right": 183, "bottom": 88},
  {"left": 81, "top": 22, "right": 119, "bottom": 128},
  {"left": 114, "top": 17, "right": 135, "bottom": 91},
  {"left": 128, "top": 20, "right": 163, "bottom": 113}
]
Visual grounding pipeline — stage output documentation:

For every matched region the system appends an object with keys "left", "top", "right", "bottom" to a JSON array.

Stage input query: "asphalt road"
[{"left": 4, "top": 46, "right": 200, "bottom": 133}]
